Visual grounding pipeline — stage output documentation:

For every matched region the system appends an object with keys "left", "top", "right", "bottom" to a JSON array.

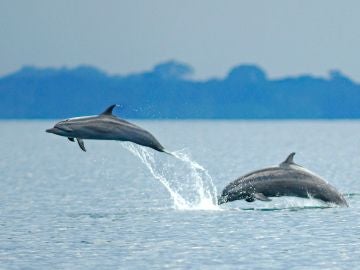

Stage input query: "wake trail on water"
[{"left": 122, "top": 143, "right": 220, "bottom": 210}]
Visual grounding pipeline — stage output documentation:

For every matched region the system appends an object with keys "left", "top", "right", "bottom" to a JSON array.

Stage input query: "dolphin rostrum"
[
  {"left": 218, "top": 153, "right": 348, "bottom": 207},
  {"left": 46, "top": 104, "right": 170, "bottom": 154}
]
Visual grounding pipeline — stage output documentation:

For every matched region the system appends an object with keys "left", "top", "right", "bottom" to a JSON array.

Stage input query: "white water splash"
[
  {"left": 122, "top": 143, "right": 219, "bottom": 210},
  {"left": 267, "top": 196, "right": 331, "bottom": 209},
  {"left": 224, "top": 196, "right": 334, "bottom": 211}
]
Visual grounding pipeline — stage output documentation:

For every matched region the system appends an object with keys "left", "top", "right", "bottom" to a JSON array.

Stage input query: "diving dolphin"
[
  {"left": 46, "top": 104, "right": 170, "bottom": 153},
  {"left": 218, "top": 153, "right": 348, "bottom": 207}
]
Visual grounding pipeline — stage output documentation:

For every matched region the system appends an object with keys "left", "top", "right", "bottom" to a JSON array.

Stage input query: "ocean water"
[{"left": 0, "top": 120, "right": 359, "bottom": 269}]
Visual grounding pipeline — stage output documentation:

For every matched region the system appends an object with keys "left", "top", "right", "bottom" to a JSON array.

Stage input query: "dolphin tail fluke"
[{"left": 161, "top": 149, "right": 175, "bottom": 157}]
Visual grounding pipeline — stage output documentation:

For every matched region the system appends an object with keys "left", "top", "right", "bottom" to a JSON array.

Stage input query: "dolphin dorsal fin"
[
  {"left": 101, "top": 104, "right": 118, "bottom": 116},
  {"left": 281, "top": 152, "right": 296, "bottom": 166}
]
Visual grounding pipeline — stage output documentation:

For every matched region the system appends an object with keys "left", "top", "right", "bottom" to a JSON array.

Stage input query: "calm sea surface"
[{"left": 0, "top": 121, "right": 359, "bottom": 269}]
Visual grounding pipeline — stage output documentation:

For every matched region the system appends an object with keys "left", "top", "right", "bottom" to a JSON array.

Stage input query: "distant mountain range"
[{"left": 1, "top": 60, "right": 359, "bottom": 119}]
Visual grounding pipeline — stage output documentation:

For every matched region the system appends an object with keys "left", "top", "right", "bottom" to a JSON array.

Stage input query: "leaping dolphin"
[
  {"left": 46, "top": 104, "right": 170, "bottom": 154},
  {"left": 218, "top": 153, "right": 348, "bottom": 207}
]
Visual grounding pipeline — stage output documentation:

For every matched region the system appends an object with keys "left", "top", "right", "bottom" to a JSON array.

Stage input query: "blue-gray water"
[{"left": 0, "top": 121, "right": 359, "bottom": 269}]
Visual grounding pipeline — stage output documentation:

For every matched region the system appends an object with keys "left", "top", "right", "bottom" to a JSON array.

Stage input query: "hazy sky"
[{"left": 1, "top": 0, "right": 360, "bottom": 80}]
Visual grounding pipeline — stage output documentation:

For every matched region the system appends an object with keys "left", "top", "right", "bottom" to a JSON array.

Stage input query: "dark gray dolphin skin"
[
  {"left": 218, "top": 153, "right": 348, "bottom": 207},
  {"left": 46, "top": 104, "right": 170, "bottom": 153}
]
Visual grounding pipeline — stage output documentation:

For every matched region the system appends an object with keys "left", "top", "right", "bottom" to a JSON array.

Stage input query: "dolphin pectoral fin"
[
  {"left": 254, "top": 193, "right": 272, "bottom": 202},
  {"left": 76, "top": 138, "right": 86, "bottom": 152},
  {"left": 68, "top": 137, "right": 75, "bottom": 142}
]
